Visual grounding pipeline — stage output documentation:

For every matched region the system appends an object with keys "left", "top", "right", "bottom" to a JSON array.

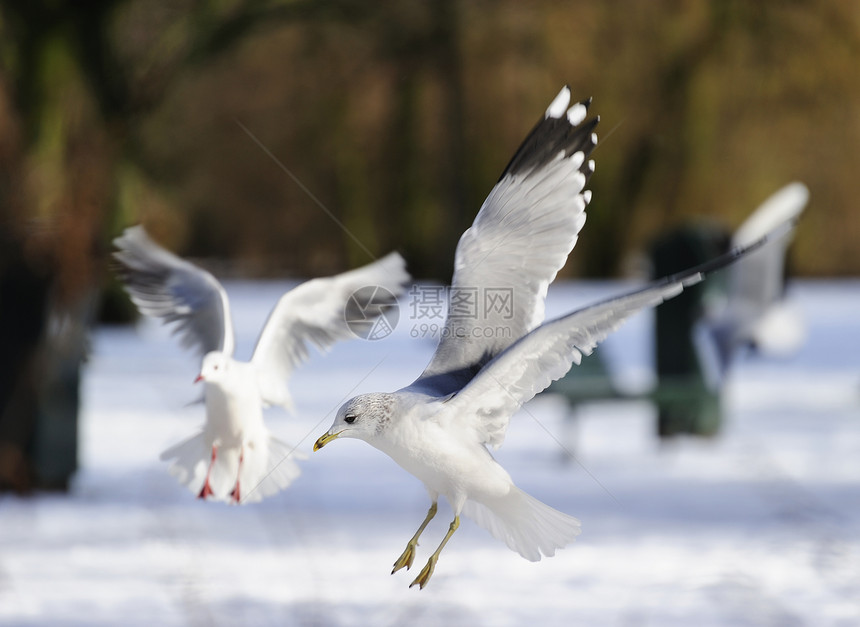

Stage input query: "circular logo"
[{"left": 344, "top": 285, "right": 400, "bottom": 340}]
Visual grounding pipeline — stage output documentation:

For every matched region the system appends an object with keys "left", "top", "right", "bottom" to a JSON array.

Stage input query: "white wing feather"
[
  {"left": 251, "top": 252, "right": 410, "bottom": 408},
  {"left": 419, "top": 87, "right": 599, "bottom": 386},
  {"left": 443, "top": 275, "right": 699, "bottom": 449},
  {"left": 729, "top": 182, "right": 808, "bottom": 312},
  {"left": 113, "top": 225, "right": 235, "bottom": 357},
  {"left": 444, "top": 214, "right": 799, "bottom": 449}
]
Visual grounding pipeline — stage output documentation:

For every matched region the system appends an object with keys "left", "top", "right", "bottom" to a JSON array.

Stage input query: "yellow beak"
[{"left": 313, "top": 430, "right": 342, "bottom": 451}]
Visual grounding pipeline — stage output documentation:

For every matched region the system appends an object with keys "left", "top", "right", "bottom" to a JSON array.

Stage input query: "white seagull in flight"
[
  {"left": 114, "top": 226, "right": 410, "bottom": 503},
  {"left": 705, "top": 182, "right": 809, "bottom": 375},
  {"left": 314, "top": 86, "right": 797, "bottom": 588}
]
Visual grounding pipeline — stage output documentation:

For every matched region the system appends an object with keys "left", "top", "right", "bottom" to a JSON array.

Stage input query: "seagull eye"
[{"left": 344, "top": 413, "right": 357, "bottom": 424}]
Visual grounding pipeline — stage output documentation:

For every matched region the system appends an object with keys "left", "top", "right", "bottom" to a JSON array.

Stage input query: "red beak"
[{"left": 194, "top": 374, "right": 204, "bottom": 384}]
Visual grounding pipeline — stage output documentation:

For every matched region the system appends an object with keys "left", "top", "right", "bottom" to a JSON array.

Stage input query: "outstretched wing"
[
  {"left": 443, "top": 221, "right": 797, "bottom": 450},
  {"left": 113, "top": 225, "right": 234, "bottom": 357},
  {"left": 707, "top": 182, "right": 809, "bottom": 370},
  {"left": 251, "top": 252, "right": 410, "bottom": 408},
  {"left": 416, "top": 86, "right": 599, "bottom": 394},
  {"left": 728, "top": 182, "right": 808, "bottom": 313}
]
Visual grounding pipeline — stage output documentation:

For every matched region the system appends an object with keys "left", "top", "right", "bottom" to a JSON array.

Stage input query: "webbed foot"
[{"left": 392, "top": 539, "right": 418, "bottom": 574}]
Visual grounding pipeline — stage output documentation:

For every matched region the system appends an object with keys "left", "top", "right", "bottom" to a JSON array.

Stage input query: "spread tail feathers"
[
  {"left": 462, "top": 486, "right": 581, "bottom": 561},
  {"left": 240, "top": 435, "right": 307, "bottom": 503},
  {"left": 159, "top": 433, "right": 307, "bottom": 503}
]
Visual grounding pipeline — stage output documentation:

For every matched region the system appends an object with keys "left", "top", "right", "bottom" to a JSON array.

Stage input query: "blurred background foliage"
[{"left": 1, "top": 0, "right": 859, "bottom": 306}]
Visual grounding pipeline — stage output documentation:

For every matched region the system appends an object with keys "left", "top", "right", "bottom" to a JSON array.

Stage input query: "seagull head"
[
  {"left": 314, "top": 393, "right": 397, "bottom": 451},
  {"left": 196, "top": 351, "right": 231, "bottom": 385}
]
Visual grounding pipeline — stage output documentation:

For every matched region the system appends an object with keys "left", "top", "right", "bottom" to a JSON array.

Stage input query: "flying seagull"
[
  {"left": 313, "top": 86, "right": 799, "bottom": 588},
  {"left": 704, "top": 182, "right": 809, "bottom": 375},
  {"left": 114, "top": 225, "right": 410, "bottom": 503}
]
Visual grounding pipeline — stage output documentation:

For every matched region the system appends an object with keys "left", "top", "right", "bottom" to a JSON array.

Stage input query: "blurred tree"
[
  {"left": 581, "top": 0, "right": 860, "bottom": 276},
  {"left": 1, "top": 0, "right": 124, "bottom": 490},
  {"left": 0, "top": 0, "right": 378, "bottom": 491},
  {"left": 134, "top": 0, "right": 860, "bottom": 280}
]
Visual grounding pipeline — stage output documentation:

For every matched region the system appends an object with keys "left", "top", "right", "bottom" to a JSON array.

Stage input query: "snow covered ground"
[{"left": 1, "top": 279, "right": 858, "bottom": 627}]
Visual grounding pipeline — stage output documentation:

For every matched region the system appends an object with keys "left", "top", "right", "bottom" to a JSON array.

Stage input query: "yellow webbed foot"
[
  {"left": 391, "top": 540, "right": 418, "bottom": 574},
  {"left": 393, "top": 502, "right": 438, "bottom": 575},
  {"left": 409, "top": 555, "right": 437, "bottom": 590}
]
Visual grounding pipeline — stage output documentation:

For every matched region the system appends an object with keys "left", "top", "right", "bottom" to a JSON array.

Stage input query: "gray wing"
[
  {"left": 727, "top": 182, "right": 808, "bottom": 316},
  {"left": 442, "top": 221, "right": 797, "bottom": 449},
  {"left": 710, "top": 182, "right": 808, "bottom": 365},
  {"left": 251, "top": 252, "right": 410, "bottom": 408},
  {"left": 113, "top": 226, "right": 234, "bottom": 357},
  {"left": 416, "top": 86, "right": 599, "bottom": 394}
]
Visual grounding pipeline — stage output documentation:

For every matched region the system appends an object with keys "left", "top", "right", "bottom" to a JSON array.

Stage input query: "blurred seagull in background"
[
  {"left": 114, "top": 225, "right": 410, "bottom": 503},
  {"left": 703, "top": 182, "right": 809, "bottom": 376},
  {"left": 314, "top": 86, "right": 800, "bottom": 589}
]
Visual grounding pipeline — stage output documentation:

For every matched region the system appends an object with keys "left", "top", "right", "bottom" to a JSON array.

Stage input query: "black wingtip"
[
  {"left": 499, "top": 89, "right": 599, "bottom": 181},
  {"left": 661, "top": 216, "right": 799, "bottom": 286}
]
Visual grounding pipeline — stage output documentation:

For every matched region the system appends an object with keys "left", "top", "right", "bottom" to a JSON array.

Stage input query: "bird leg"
[
  {"left": 229, "top": 446, "right": 244, "bottom": 504},
  {"left": 198, "top": 444, "right": 218, "bottom": 499},
  {"left": 392, "top": 501, "right": 438, "bottom": 574},
  {"left": 409, "top": 515, "right": 459, "bottom": 590}
]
